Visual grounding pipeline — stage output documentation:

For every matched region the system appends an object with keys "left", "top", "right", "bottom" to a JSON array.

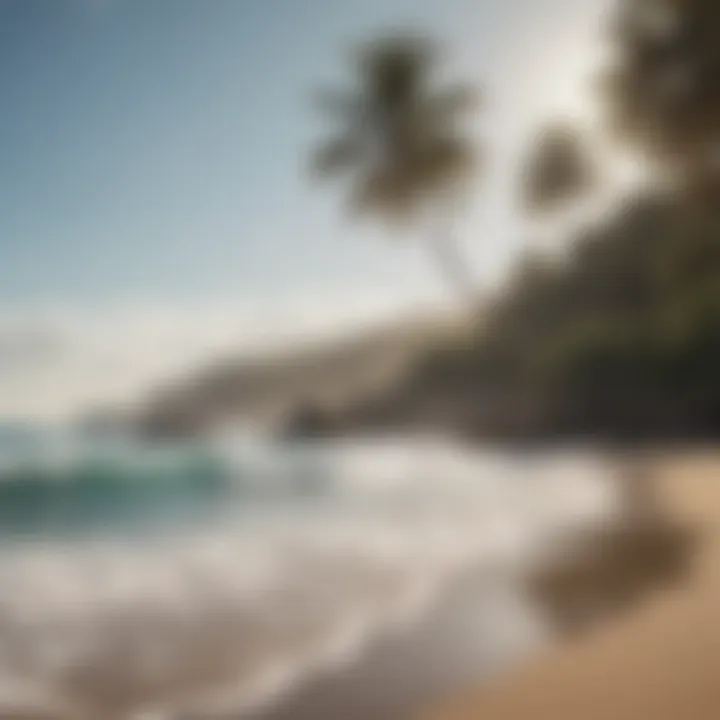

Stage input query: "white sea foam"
[{"left": 0, "top": 436, "right": 618, "bottom": 718}]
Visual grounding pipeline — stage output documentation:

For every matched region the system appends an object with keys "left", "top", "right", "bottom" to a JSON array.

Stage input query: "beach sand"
[
  {"left": 0, "top": 450, "right": 707, "bottom": 720},
  {"left": 237, "top": 450, "right": 704, "bottom": 720},
  {"left": 242, "top": 569, "right": 546, "bottom": 720},
  {"left": 425, "top": 451, "right": 720, "bottom": 720}
]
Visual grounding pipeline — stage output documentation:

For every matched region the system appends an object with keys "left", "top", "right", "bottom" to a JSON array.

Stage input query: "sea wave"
[{"left": 0, "top": 434, "right": 618, "bottom": 718}]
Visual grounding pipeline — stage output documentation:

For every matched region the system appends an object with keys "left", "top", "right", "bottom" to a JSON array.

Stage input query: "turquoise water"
[
  {"left": 0, "top": 452, "right": 227, "bottom": 537},
  {"left": 0, "top": 428, "right": 330, "bottom": 539},
  {"left": 0, "top": 428, "right": 617, "bottom": 719}
]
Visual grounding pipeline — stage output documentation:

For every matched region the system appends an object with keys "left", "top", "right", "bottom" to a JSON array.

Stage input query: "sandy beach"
[
  {"left": 0, "top": 447, "right": 711, "bottom": 720},
  {"left": 237, "top": 448, "right": 708, "bottom": 720},
  {"left": 220, "top": 448, "right": 712, "bottom": 720},
  {"left": 426, "top": 451, "right": 720, "bottom": 720}
]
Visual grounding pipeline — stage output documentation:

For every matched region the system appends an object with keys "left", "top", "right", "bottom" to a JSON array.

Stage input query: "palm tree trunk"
[{"left": 427, "top": 220, "right": 477, "bottom": 303}]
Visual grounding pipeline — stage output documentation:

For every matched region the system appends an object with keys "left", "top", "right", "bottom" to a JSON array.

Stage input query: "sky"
[{"left": 0, "top": 0, "right": 610, "bottom": 419}]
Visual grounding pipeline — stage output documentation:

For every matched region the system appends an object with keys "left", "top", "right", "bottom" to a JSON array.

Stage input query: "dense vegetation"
[
  {"left": 408, "top": 191, "right": 720, "bottom": 440},
  {"left": 333, "top": 0, "right": 720, "bottom": 441},
  {"left": 144, "top": 1, "right": 720, "bottom": 442}
]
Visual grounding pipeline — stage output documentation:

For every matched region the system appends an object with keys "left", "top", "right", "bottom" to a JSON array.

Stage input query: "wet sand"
[
  {"left": 223, "top": 452, "right": 703, "bottom": 720},
  {"left": 236, "top": 452, "right": 707, "bottom": 720},
  {"left": 240, "top": 569, "right": 546, "bottom": 720},
  {"left": 426, "top": 451, "right": 720, "bottom": 720},
  {"left": 0, "top": 450, "right": 702, "bottom": 720}
]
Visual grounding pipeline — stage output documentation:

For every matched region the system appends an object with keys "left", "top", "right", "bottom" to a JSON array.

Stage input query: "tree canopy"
[
  {"left": 602, "top": 0, "right": 720, "bottom": 187},
  {"left": 521, "top": 122, "right": 598, "bottom": 215},
  {"left": 312, "top": 34, "right": 479, "bottom": 226}
]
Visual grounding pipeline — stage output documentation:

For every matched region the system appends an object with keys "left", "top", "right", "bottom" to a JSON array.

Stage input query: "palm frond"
[
  {"left": 358, "top": 34, "right": 436, "bottom": 108},
  {"left": 522, "top": 123, "right": 597, "bottom": 214},
  {"left": 311, "top": 32, "right": 481, "bottom": 225},
  {"left": 349, "top": 169, "right": 417, "bottom": 227}
]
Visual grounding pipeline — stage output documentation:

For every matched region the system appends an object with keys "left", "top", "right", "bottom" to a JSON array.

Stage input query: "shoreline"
[
  {"left": 226, "top": 449, "right": 698, "bottom": 720},
  {"left": 0, "top": 446, "right": 703, "bottom": 720},
  {"left": 425, "top": 450, "right": 720, "bottom": 720},
  {"left": 236, "top": 451, "right": 703, "bottom": 720},
  {"left": 241, "top": 565, "right": 547, "bottom": 720}
]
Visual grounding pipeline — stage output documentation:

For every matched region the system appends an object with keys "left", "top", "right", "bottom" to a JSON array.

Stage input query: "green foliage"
[
  {"left": 521, "top": 122, "right": 598, "bottom": 215},
  {"left": 410, "top": 192, "right": 720, "bottom": 437},
  {"left": 312, "top": 34, "right": 479, "bottom": 226},
  {"left": 310, "top": 33, "right": 483, "bottom": 298},
  {"left": 601, "top": 0, "right": 720, "bottom": 185}
]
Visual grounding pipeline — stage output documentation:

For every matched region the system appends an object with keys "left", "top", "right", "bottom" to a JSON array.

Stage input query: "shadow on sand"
[{"left": 527, "top": 460, "right": 700, "bottom": 635}]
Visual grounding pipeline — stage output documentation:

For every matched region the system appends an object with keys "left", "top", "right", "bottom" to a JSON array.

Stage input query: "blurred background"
[{"left": 0, "top": 0, "right": 718, "bottom": 718}]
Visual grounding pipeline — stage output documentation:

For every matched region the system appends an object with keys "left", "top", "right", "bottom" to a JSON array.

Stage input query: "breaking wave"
[{"left": 0, "top": 428, "right": 617, "bottom": 718}]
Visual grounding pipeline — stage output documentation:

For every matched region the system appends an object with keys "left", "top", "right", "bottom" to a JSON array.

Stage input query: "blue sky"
[{"left": 0, "top": 0, "right": 607, "bottom": 417}]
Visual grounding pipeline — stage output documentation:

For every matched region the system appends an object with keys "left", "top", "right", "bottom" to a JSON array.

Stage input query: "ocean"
[{"left": 0, "top": 427, "right": 617, "bottom": 719}]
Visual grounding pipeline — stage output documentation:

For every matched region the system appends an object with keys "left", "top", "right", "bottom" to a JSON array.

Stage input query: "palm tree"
[
  {"left": 519, "top": 120, "right": 599, "bottom": 262},
  {"left": 521, "top": 121, "right": 597, "bottom": 216},
  {"left": 311, "top": 34, "right": 480, "bottom": 300},
  {"left": 601, "top": 0, "right": 720, "bottom": 193}
]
